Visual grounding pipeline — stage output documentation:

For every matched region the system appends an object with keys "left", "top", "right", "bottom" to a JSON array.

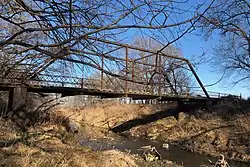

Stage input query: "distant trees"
[
  {"left": 199, "top": 0, "right": 250, "bottom": 85},
  {"left": 129, "top": 37, "right": 192, "bottom": 94},
  {"left": 82, "top": 37, "right": 193, "bottom": 95}
]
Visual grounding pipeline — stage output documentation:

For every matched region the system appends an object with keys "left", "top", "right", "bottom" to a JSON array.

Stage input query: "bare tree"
[
  {"left": 199, "top": 0, "right": 250, "bottom": 85},
  {"left": 0, "top": 0, "right": 215, "bottom": 84},
  {"left": 130, "top": 37, "right": 192, "bottom": 94}
]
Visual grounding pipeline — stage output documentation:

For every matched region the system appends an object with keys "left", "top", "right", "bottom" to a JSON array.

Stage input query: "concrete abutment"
[{"left": 8, "top": 87, "right": 28, "bottom": 112}]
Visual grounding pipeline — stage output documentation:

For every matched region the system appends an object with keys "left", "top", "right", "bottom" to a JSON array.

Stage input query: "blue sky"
[
  {"left": 122, "top": 0, "right": 249, "bottom": 98},
  {"left": 139, "top": 0, "right": 250, "bottom": 98},
  {"left": 179, "top": 32, "right": 250, "bottom": 98},
  {"left": 176, "top": 0, "right": 249, "bottom": 98},
  {"left": 82, "top": 0, "right": 250, "bottom": 98}
]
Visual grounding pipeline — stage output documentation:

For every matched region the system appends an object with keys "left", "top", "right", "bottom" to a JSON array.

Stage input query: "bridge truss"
[{"left": 0, "top": 36, "right": 239, "bottom": 100}]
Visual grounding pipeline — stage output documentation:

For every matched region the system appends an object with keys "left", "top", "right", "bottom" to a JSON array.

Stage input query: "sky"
[
  {"left": 47, "top": 0, "right": 250, "bottom": 98},
  {"left": 179, "top": 32, "right": 250, "bottom": 99},
  {"left": 121, "top": 0, "right": 250, "bottom": 99},
  {"left": 177, "top": 0, "right": 249, "bottom": 99},
  {"left": 2, "top": 0, "right": 249, "bottom": 98},
  {"left": 138, "top": 0, "right": 250, "bottom": 99},
  {"left": 121, "top": 30, "right": 250, "bottom": 98}
]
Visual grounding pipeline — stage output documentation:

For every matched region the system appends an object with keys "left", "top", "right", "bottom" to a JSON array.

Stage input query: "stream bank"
[
  {"left": 0, "top": 118, "right": 144, "bottom": 167},
  {"left": 58, "top": 99, "right": 250, "bottom": 165},
  {"left": 78, "top": 133, "right": 249, "bottom": 167},
  {"left": 2, "top": 97, "right": 249, "bottom": 167}
]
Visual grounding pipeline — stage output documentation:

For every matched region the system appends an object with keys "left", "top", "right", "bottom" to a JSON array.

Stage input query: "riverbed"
[{"left": 79, "top": 135, "right": 249, "bottom": 167}]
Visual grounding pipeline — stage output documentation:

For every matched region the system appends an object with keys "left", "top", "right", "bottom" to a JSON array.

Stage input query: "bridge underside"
[{"left": 0, "top": 84, "right": 219, "bottom": 112}]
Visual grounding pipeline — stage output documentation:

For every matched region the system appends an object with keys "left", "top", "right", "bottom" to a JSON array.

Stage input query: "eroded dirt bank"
[{"left": 56, "top": 99, "right": 250, "bottom": 164}]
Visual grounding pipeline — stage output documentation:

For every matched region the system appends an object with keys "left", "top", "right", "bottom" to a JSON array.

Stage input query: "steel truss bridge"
[{"left": 0, "top": 36, "right": 241, "bottom": 110}]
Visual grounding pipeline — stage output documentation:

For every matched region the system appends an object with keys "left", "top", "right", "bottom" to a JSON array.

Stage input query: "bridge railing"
[
  {"left": 0, "top": 72, "right": 97, "bottom": 89},
  {"left": 188, "top": 89, "right": 241, "bottom": 99},
  {"left": 0, "top": 72, "right": 241, "bottom": 99}
]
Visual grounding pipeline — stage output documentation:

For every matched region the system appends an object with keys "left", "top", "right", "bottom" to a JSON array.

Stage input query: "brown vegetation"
[
  {"left": 0, "top": 117, "right": 142, "bottom": 167},
  {"left": 0, "top": 99, "right": 182, "bottom": 167},
  {"left": 54, "top": 100, "right": 250, "bottom": 163},
  {"left": 1, "top": 96, "right": 250, "bottom": 166}
]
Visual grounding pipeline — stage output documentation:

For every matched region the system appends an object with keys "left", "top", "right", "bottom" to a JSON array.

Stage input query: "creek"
[{"left": 79, "top": 134, "right": 249, "bottom": 167}]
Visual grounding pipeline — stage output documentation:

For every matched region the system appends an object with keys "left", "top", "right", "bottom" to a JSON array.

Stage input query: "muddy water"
[{"left": 79, "top": 135, "right": 249, "bottom": 167}]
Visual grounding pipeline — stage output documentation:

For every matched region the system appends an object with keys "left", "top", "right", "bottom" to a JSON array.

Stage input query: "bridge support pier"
[
  {"left": 8, "top": 87, "right": 28, "bottom": 111},
  {"left": 205, "top": 100, "right": 213, "bottom": 109},
  {"left": 61, "top": 92, "right": 76, "bottom": 97}
]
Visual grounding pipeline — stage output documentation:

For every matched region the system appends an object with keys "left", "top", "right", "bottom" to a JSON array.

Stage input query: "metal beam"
[
  {"left": 186, "top": 61, "right": 209, "bottom": 98},
  {"left": 87, "top": 36, "right": 188, "bottom": 61}
]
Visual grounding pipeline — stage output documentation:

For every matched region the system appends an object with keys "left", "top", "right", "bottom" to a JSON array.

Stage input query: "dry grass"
[
  {"left": 2, "top": 98, "right": 249, "bottom": 166},
  {"left": 53, "top": 102, "right": 175, "bottom": 139},
  {"left": 0, "top": 100, "right": 178, "bottom": 167},
  {"left": 58, "top": 100, "right": 250, "bottom": 163},
  {"left": 0, "top": 117, "right": 140, "bottom": 167},
  {"left": 129, "top": 101, "right": 250, "bottom": 163},
  {"left": 0, "top": 143, "right": 138, "bottom": 167}
]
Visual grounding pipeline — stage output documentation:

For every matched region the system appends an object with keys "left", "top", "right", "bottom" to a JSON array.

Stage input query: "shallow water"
[{"left": 79, "top": 135, "right": 249, "bottom": 167}]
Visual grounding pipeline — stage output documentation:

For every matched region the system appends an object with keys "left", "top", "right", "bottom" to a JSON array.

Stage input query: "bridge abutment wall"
[{"left": 8, "top": 87, "right": 28, "bottom": 111}]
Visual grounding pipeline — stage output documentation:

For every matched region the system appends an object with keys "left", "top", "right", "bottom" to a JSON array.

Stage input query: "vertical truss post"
[
  {"left": 155, "top": 53, "right": 158, "bottom": 70},
  {"left": 153, "top": 54, "right": 158, "bottom": 95},
  {"left": 158, "top": 54, "right": 161, "bottom": 96},
  {"left": 8, "top": 88, "right": 14, "bottom": 112},
  {"left": 101, "top": 54, "right": 104, "bottom": 89},
  {"left": 125, "top": 47, "right": 128, "bottom": 95},
  {"left": 81, "top": 78, "right": 84, "bottom": 88},
  {"left": 132, "top": 61, "right": 134, "bottom": 82}
]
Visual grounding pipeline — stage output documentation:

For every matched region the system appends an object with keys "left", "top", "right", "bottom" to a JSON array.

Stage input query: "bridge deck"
[
  {"left": 0, "top": 83, "right": 219, "bottom": 102},
  {"left": 0, "top": 72, "right": 241, "bottom": 103}
]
